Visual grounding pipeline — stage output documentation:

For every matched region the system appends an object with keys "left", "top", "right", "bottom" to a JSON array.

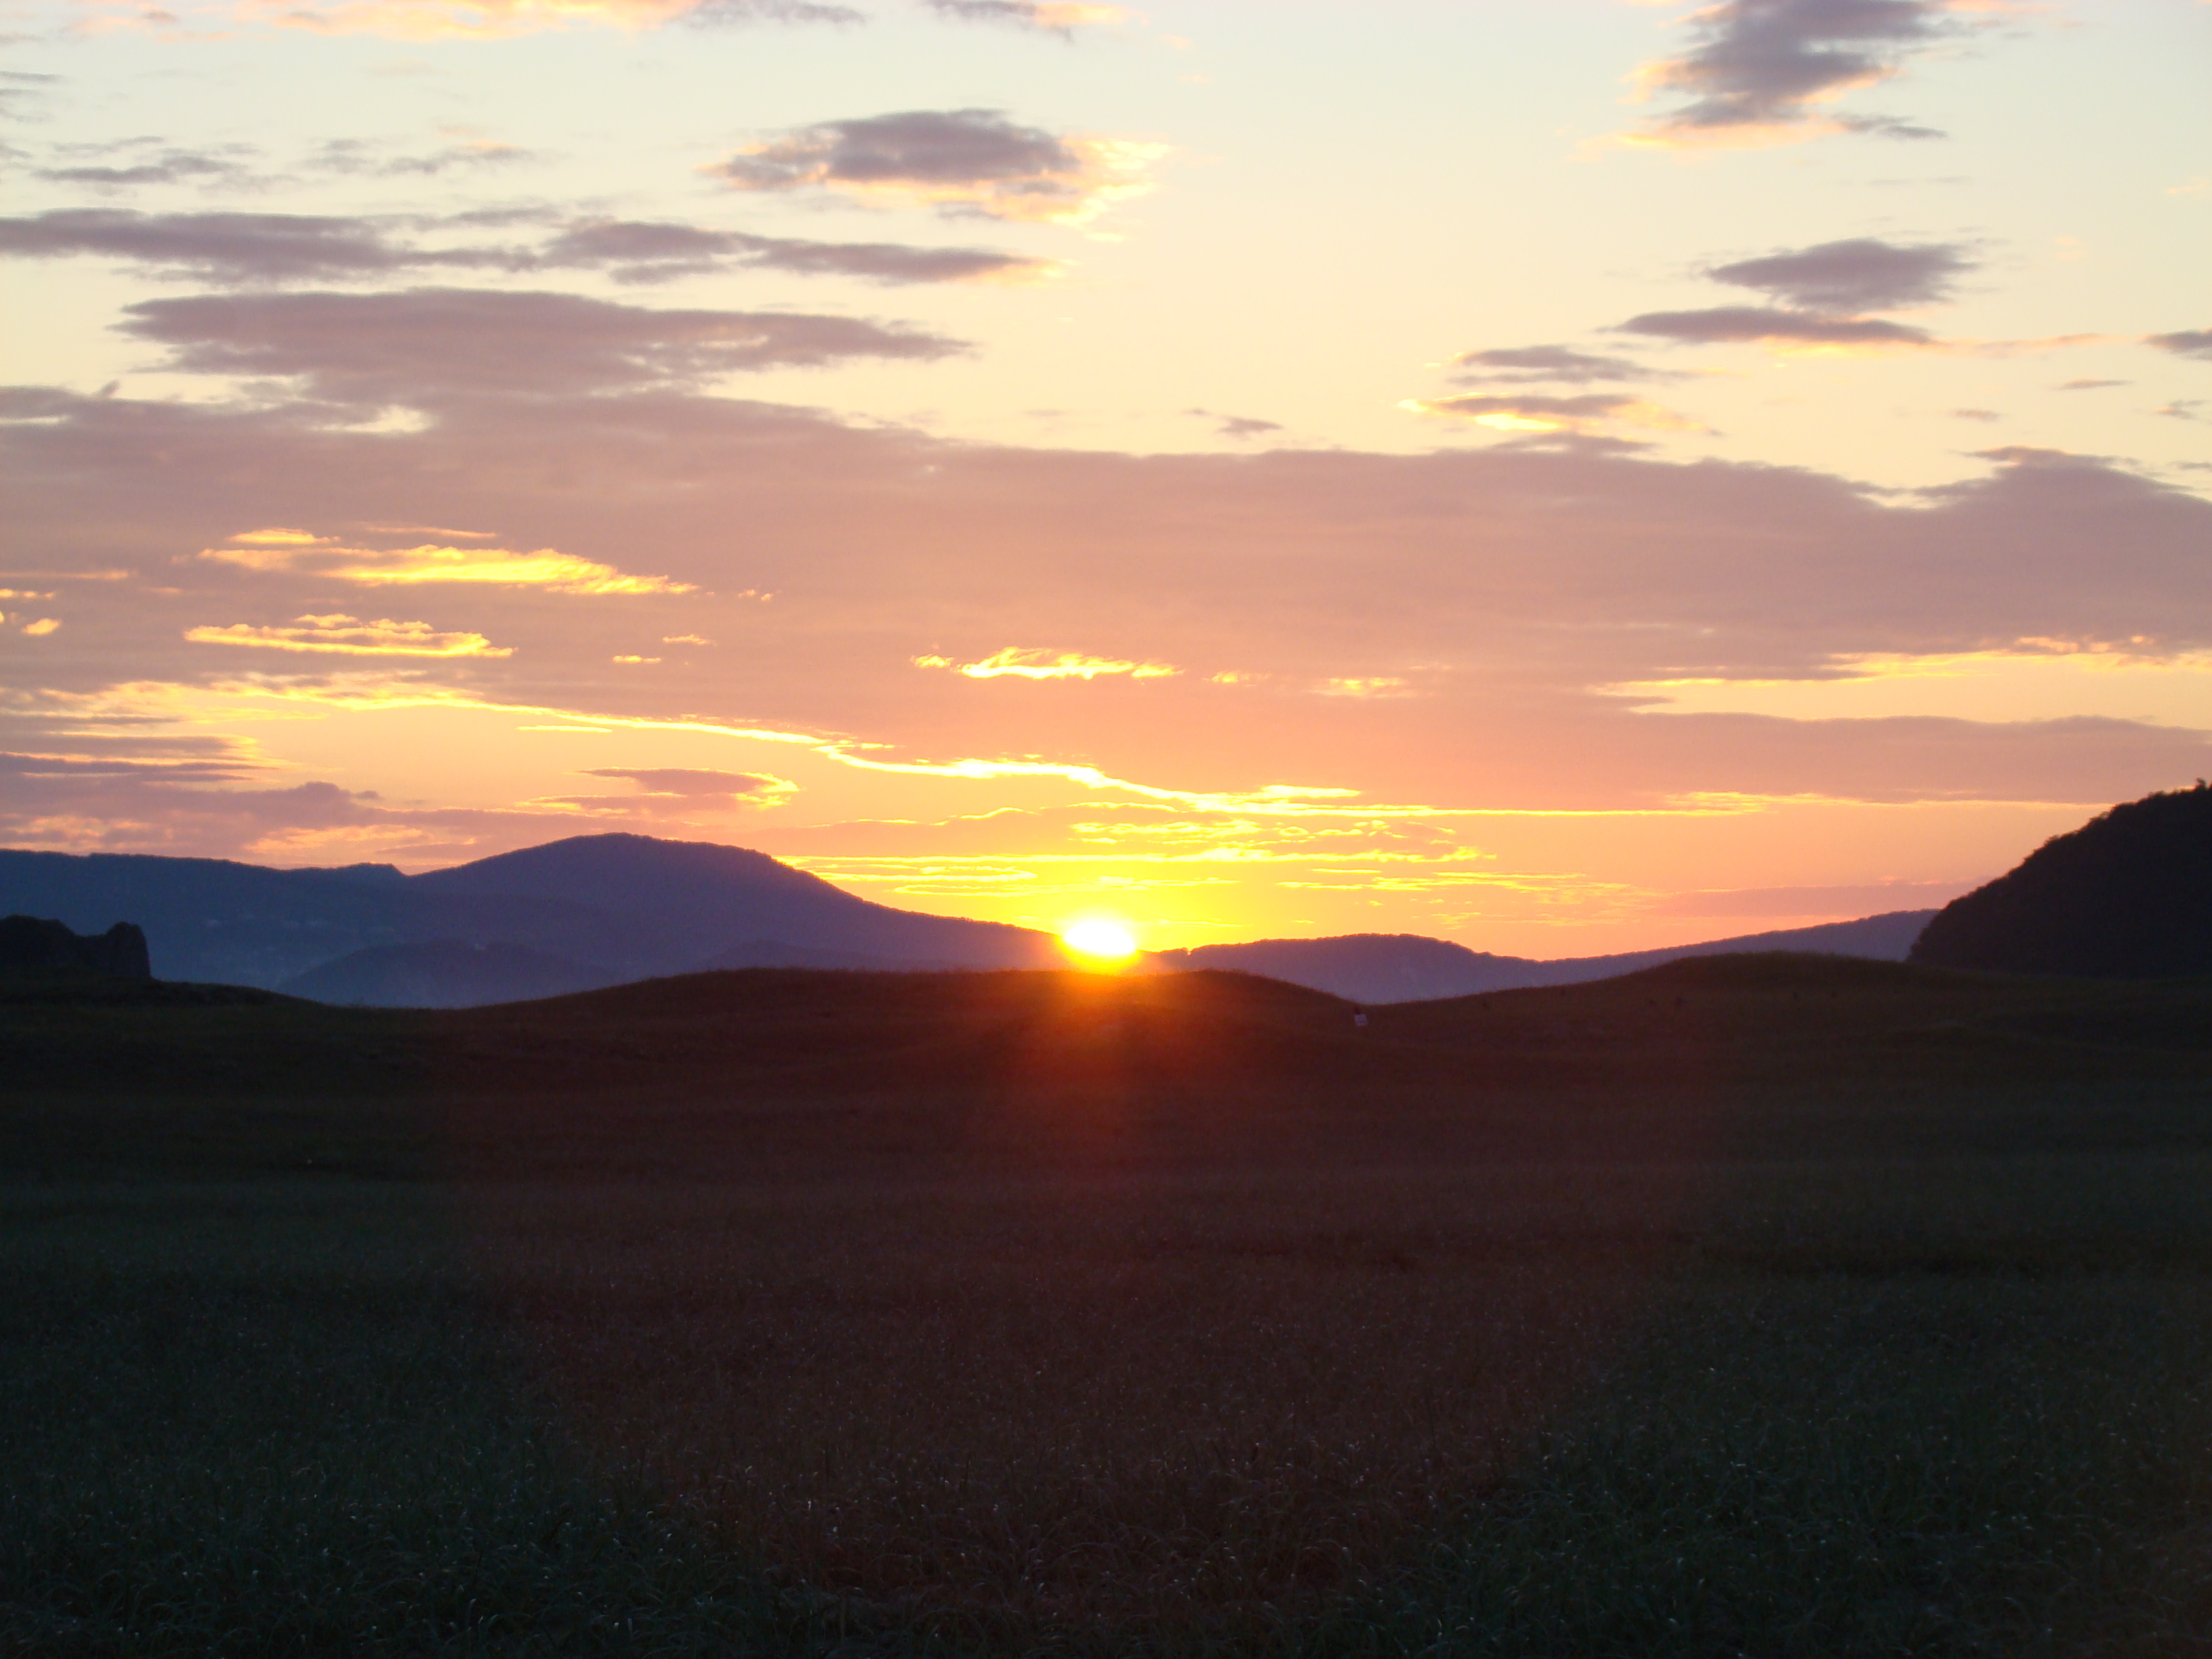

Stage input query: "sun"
[{"left": 1061, "top": 918, "right": 1139, "bottom": 965}]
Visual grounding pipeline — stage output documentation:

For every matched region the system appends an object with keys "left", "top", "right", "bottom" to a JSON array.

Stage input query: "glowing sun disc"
[{"left": 1062, "top": 919, "right": 1138, "bottom": 962}]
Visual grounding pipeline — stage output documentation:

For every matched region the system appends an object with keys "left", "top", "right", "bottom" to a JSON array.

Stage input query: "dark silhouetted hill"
[
  {"left": 0, "top": 834, "right": 1061, "bottom": 994},
  {"left": 278, "top": 941, "right": 626, "bottom": 1008},
  {"left": 0, "top": 914, "right": 151, "bottom": 978},
  {"left": 1910, "top": 784, "right": 2212, "bottom": 978},
  {"left": 1157, "top": 911, "right": 1935, "bottom": 1004}
]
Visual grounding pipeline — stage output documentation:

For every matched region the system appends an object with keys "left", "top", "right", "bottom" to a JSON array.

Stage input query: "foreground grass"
[
  {"left": 5, "top": 960, "right": 2212, "bottom": 1654},
  {"left": 7, "top": 1162, "right": 2212, "bottom": 1656}
]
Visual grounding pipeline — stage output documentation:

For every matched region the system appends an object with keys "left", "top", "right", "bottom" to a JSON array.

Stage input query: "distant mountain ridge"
[
  {"left": 1, "top": 832, "right": 1938, "bottom": 1008},
  {"left": 1154, "top": 911, "right": 1936, "bottom": 1004}
]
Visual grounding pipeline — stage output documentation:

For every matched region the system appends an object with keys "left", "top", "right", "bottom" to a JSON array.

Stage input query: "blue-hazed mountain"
[
  {"left": 0, "top": 834, "right": 1061, "bottom": 991},
  {"left": 1153, "top": 910, "right": 1936, "bottom": 1005}
]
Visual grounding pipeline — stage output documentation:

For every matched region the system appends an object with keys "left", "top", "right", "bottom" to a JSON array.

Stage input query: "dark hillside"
[{"left": 1910, "top": 783, "right": 2212, "bottom": 977}]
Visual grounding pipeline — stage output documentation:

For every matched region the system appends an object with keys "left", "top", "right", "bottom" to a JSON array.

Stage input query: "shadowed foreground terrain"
[{"left": 6, "top": 958, "right": 2212, "bottom": 1655}]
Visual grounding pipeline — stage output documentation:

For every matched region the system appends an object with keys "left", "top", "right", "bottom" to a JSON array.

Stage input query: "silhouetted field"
[{"left": 5, "top": 958, "right": 2212, "bottom": 1654}]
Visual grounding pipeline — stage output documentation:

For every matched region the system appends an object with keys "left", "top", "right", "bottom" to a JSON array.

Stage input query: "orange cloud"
[{"left": 184, "top": 614, "right": 511, "bottom": 656}]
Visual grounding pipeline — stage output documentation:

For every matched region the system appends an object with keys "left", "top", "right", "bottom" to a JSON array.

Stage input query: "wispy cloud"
[
  {"left": 310, "top": 135, "right": 537, "bottom": 176},
  {"left": 916, "top": 647, "right": 1181, "bottom": 680},
  {"left": 0, "top": 209, "right": 519, "bottom": 283},
  {"left": 709, "top": 108, "right": 1166, "bottom": 226},
  {"left": 34, "top": 148, "right": 249, "bottom": 188},
  {"left": 1448, "top": 345, "right": 1679, "bottom": 386},
  {"left": 1184, "top": 409, "right": 1284, "bottom": 440},
  {"left": 539, "top": 218, "right": 1051, "bottom": 285},
  {"left": 1617, "top": 306, "right": 1935, "bottom": 346},
  {"left": 0, "top": 208, "right": 1047, "bottom": 289},
  {"left": 1408, "top": 391, "right": 1706, "bottom": 435},
  {"left": 183, "top": 613, "right": 510, "bottom": 655},
  {"left": 1316, "top": 677, "right": 1412, "bottom": 699},
  {"left": 567, "top": 765, "right": 794, "bottom": 806},
  {"left": 199, "top": 531, "right": 695, "bottom": 594}
]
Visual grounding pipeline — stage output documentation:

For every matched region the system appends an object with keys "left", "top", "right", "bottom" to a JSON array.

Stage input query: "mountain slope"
[
  {"left": 1911, "top": 784, "right": 2212, "bottom": 977},
  {"left": 1158, "top": 911, "right": 1936, "bottom": 1004}
]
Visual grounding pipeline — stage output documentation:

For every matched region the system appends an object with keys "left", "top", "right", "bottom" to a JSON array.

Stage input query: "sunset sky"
[{"left": 3, "top": 0, "right": 2208, "bottom": 956}]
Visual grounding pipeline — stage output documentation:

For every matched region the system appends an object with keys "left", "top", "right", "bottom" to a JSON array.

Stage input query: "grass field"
[{"left": 5, "top": 957, "right": 2212, "bottom": 1655}]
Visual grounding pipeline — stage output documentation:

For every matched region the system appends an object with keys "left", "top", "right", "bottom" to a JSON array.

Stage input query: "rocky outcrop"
[{"left": 0, "top": 914, "right": 153, "bottom": 978}]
